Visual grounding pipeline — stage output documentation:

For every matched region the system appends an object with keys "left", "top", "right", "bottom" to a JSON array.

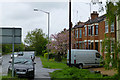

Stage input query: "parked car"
[
  {"left": 23, "top": 51, "right": 35, "bottom": 61},
  {"left": 67, "top": 49, "right": 101, "bottom": 69},
  {"left": 8, "top": 57, "right": 36, "bottom": 78},
  {"left": 11, "top": 52, "right": 23, "bottom": 59},
  {"left": 11, "top": 52, "right": 18, "bottom": 59},
  {"left": 17, "top": 52, "right": 24, "bottom": 56},
  {"left": 0, "top": 53, "right": 2, "bottom": 65}
]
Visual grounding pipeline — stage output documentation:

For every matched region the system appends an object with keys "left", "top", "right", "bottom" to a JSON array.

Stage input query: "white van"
[{"left": 67, "top": 49, "right": 101, "bottom": 69}]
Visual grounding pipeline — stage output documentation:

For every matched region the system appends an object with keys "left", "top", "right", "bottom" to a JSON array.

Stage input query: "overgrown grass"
[
  {"left": 1, "top": 72, "right": 27, "bottom": 80},
  {"left": 40, "top": 56, "right": 68, "bottom": 69},
  {"left": 50, "top": 67, "right": 116, "bottom": 80},
  {"left": 2, "top": 75, "right": 27, "bottom": 80}
]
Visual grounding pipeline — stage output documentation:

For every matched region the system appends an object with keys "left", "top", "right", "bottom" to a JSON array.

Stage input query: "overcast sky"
[{"left": 0, "top": 0, "right": 106, "bottom": 43}]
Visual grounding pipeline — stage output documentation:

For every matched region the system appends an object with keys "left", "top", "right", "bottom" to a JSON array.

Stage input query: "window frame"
[
  {"left": 111, "top": 23, "right": 114, "bottom": 32},
  {"left": 91, "top": 26, "right": 94, "bottom": 35},
  {"left": 88, "top": 25, "right": 91, "bottom": 36},
  {"left": 76, "top": 29, "right": 78, "bottom": 38},
  {"left": 105, "top": 21, "right": 108, "bottom": 33},
  {"left": 85, "top": 25, "right": 87, "bottom": 36},
  {"left": 111, "top": 40, "right": 114, "bottom": 52},
  {"left": 95, "top": 25, "right": 98, "bottom": 35},
  {"left": 79, "top": 29, "right": 82, "bottom": 38}
]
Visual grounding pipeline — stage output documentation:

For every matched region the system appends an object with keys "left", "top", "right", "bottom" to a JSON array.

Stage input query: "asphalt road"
[{"left": 2, "top": 53, "right": 58, "bottom": 79}]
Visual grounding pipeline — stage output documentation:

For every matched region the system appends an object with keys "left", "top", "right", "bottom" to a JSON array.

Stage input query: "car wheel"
[
  {"left": 78, "top": 64, "right": 83, "bottom": 69},
  {"left": 31, "top": 71, "right": 34, "bottom": 79},
  {"left": 8, "top": 69, "right": 10, "bottom": 74},
  {"left": 31, "top": 75, "right": 34, "bottom": 79}
]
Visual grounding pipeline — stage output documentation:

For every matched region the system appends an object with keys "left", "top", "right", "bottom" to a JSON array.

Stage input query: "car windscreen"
[
  {"left": 23, "top": 53, "right": 34, "bottom": 58},
  {"left": 14, "top": 58, "right": 32, "bottom": 64}
]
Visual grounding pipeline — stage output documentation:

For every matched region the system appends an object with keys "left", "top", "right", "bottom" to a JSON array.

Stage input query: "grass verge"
[
  {"left": 40, "top": 56, "right": 68, "bottom": 69},
  {"left": 2, "top": 76, "right": 27, "bottom": 80},
  {"left": 1, "top": 72, "right": 27, "bottom": 80},
  {"left": 50, "top": 67, "right": 120, "bottom": 80}
]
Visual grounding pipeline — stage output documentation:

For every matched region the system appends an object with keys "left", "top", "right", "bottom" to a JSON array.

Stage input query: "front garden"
[{"left": 40, "top": 56, "right": 120, "bottom": 80}]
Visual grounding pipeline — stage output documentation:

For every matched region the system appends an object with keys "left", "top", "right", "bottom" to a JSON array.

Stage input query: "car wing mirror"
[{"left": 9, "top": 60, "right": 11, "bottom": 63}]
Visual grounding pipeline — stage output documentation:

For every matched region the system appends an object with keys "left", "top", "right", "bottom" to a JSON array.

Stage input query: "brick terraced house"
[{"left": 73, "top": 11, "right": 116, "bottom": 57}]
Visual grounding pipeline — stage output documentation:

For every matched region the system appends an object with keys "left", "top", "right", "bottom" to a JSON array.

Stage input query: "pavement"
[
  {"left": 2, "top": 53, "right": 59, "bottom": 79},
  {"left": 35, "top": 57, "right": 59, "bottom": 79}
]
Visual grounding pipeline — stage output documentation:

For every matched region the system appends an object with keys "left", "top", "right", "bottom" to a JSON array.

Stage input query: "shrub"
[
  {"left": 55, "top": 54, "right": 62, "bottom": 62},
  {"left": 49, "top": 53, "right": 55, "bottom": 59}
]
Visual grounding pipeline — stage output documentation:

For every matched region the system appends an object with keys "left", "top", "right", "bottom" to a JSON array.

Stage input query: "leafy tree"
[
  {"left": 47, "top": 29, "right": 75, "bottom": 61},
  {"left": 2, "top": 43, "right": 25, "bottom": 55},
  {"left": 102, "top": 0, "right": 120, "bottom": 76},
  {"left": 2, "top": 44, "right": 12, "bottom": 54},
  {"left": 14, "top": 43, "right": 25, "bottom": 52},
  {"left": 24, "top": 28, "right": 48, "bottom": 55}
]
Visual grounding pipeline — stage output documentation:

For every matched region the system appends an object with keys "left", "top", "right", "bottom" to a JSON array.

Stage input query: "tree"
[
  {"left": 2, "top": 43, "right": 25, "bottom": 55},
  {"left": 48, "top": 29, "right": 75, "bottom": 60},
  {"left": 24, "top": 28, "right": 48, "bottom": 55},
  {"left": 102, "top": 0, "right": 120, "bottom": 77},
  {"left": 14, "top": 43, "right": 25, "bottom": 52}
]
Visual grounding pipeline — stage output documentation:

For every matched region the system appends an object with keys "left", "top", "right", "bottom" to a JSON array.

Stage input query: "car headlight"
[{"left": 28, "top": 69, "right": 33, "bottom": 71}]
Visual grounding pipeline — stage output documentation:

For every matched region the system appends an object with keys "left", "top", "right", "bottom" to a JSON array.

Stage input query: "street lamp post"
[{"left": 34, "top": 8, "right": 50, "bottom": 61}]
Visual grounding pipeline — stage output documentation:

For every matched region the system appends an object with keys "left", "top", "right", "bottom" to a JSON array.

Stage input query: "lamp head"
[{"left": 34, "top": 8, "right": 38, "bottom": 11}]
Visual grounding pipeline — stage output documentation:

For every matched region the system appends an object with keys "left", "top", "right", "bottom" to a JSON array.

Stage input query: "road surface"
[{"left": 2, "top": 53, "right": 58, "bottom": 79}]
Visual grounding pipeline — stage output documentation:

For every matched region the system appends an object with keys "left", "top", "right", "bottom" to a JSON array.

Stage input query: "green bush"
[
  {"left": 112, "top": 74, "right": 120, "bottom": 80},
  {"left": 55, "top": 54, "right": 62, "bottom": 62},
  {"left": 49, "top": 53, "right": 55, "bottom": 59}
]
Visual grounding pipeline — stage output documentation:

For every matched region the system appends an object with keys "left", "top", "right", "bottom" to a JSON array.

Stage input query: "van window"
[{"left": 96, "top": 53, "right": 100, "bottom": 58}]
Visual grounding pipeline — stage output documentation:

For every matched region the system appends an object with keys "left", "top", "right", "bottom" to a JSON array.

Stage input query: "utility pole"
[
  {"left": 69, "top": 0, "right": 71, "bottom": 67},
  {"left": 12, "top": 28, "right": 15, "bottom": 77}
]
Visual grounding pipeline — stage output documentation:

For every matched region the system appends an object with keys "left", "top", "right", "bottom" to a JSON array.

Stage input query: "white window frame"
[
  {"left": 111, "top": 23, "right": 114, "bottom": 32},
  {"left": 105, "top": 21, "right": 108, "bottom": 33},
  {"left": 88, "top": 41, "right": 91, "bottom": 49},
  {"left": 111, "top": 40, "right": 114, "bottom": 52},
  {"left": 75, "top": 30, "right": 76, "bottom": 38},
  {"left": 79, "top": 29, "right": 82, "bottom": 38},
  {"left": 79, "top": 41, "right": 82, "bottom": 49},
  {"left": 95, "top": 25, "right": 98, "bottom": 35},
  {"left": 85, "top": 25, "right": 87, "bottom": 36},
  {"left": 88, "top": 25, "right": 91, "bottom": 36},
  {"left": 77, "top": 29, "right": 78, "bottom": 38},
  {"left": 85, "top": 42, "right": 87, "bottom": 49},
  {"left": 91, "top": 26, "right": 94, "bottom": 35}
]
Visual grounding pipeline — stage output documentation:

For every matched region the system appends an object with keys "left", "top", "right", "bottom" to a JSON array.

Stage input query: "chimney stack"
[{"left": 91, "top": 11, "right": 99, "bottom": 19}]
